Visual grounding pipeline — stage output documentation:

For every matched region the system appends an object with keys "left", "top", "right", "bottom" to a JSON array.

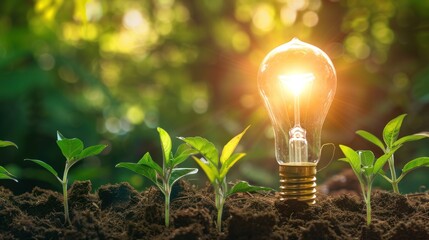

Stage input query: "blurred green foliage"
[{"left": 1, "top": 0, "right": 428, "bottom": 193}]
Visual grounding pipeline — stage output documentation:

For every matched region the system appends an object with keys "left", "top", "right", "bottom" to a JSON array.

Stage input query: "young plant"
[
  {"left": 116, "top": 127, "right": 198, "bottom": 227},
  {"left": 356, "top": 114, "right": 429, "bottom": 193},
  {"left": 179, "top": 126, "right": 273, "bottom": 232},
  {"left": 0, "top": 140, "right": 18, "bottom": 182},
  {"left": 25, "top": 131, "right": 107, "bottom": 225},
  {"left": 339, "top": 145, "right": 399, "bottom": 225}
]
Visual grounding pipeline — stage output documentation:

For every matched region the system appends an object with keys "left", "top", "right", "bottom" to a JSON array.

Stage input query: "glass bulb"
[{"left": 258, "top": 38, "right": 336, "bottom": 203}]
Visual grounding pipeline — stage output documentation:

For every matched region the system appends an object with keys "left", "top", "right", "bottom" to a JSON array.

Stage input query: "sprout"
[
  {"left": 356, "top": 114, "right": 429, "bottom": 193},
  {"left": 339, "top": 145, "right": 399, "bottom": 225},
  {"left": 0, "top": 140, "right": 18, "bottom": 182},
  {"left": 116, "top": 127, "right": 198, "bottom": 227},
  {"left": 25, "top": 131, "right": 107, "bottom": 225},
  {"left": 179, "top": 126, "right": 273, "bottom": 232}
]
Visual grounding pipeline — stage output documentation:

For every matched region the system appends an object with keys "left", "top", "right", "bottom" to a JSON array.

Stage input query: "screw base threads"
[{"left": 279, "top": 163, "right": 317, "bottom": 204}]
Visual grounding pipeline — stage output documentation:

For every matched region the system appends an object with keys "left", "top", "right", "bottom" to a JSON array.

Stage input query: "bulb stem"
[
  {"left": 279, "top": 163, "right": 316, "bottom": 204},
  {"left": 294, "top": 95, "right": 300, "bottom": 127}
]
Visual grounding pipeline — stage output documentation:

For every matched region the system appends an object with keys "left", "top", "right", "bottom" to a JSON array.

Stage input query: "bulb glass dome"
[{"left": 258, "top": 38, "right": 337, "bottom": 166}]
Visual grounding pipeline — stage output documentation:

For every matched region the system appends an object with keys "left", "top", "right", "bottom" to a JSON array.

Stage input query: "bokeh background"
[{"left": 1, "top": 0, "right": 428, "bottom": 194}]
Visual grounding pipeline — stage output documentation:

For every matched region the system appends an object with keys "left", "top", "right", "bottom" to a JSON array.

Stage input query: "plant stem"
[
  {"left": 165, "top": 188, "right": 170, "bottom": 227},
  {"left": 365, "top": 184, "right": 372, "bottom": 226},
  {"left": 215, "top": 191, "right": 224, "bottom": 232},
  {"left": 217, "top": 201, "right": 223, "bottom": 232},
  {"left": 215, "top": 180, "right": 227, "bottom": 232},
  {"left": 387, "top": 154, "right": 399, "bottom": 193},
  {"left": 62, "top": 162, "right": 71, "bottom": 225}
]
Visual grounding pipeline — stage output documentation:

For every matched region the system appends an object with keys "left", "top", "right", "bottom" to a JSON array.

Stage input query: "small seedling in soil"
[
  {"left": 356, "top": 114, "right": 429, "bottom": 193},
  {"left": 339, "top": 145, "right": 398, "bottom": 225},
  {"left": 116, "top": 127, "right": 198, "bottom": 227},
  {"left": 179, "top": 126, "right": 273, "bottom": 232},
  {"left": 0, "top": 140, "right": 18, "bottom": 182},
  {"left": 25, "top": 131, "right": 107, "bottom": 225}
]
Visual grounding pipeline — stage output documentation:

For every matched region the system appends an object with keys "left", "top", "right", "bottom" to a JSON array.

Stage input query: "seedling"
[
  {"left": 179, "top": 126, "right": 273, "bottom": 232},
  {"left": 25, "top": 131, "right": 107, "bottom": 225},
  {"left": 339, "top": 145, "right": 399, "bottom": 225},
  {"left": 356, "top": 114, "right": 429, "bottom": 193},
  {"left": 0, "top": 140, "right": 18, "bottom": 182},
  {"left": 116, "top": 127, "right": 198, "bottom": 227}
]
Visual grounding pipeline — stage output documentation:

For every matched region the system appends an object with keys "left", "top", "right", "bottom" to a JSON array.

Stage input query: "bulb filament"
[{"left": 279, "top": 72, "right": 314, "bottom": 163}]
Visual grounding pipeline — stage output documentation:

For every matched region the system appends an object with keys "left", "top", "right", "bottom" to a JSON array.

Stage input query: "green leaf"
[
  {"left": 0, "top": 166, "right": 18, "bottom": 182},
  {"left": 57, "top": 131, "right": 66, "bottom": 141},
  {"left": 172, "top": 143, "right": 198, "bottom": 167},
  {"left": 394, "top": 132, "right": 429, "bottom": 147},
  {"left": 168, "top": 168, "right": 198, "bottom": 186},
  {"left": 157, "top": 127, "right": 172, "bottom": 164},
  {"left": 77, "top": 144, "right": 107, "bottom": 160},
  {"left": 57, "top": 138, "right": 84, "bottom": 160},
  {"left": 179, "top": 137, "right": 219, "bottom": 167},
  {"left": 358, "top": 150, "right": 375, "bottom": 176},
  {"left": 339, "top": 145, "right": 361, "bottom": 176},
  {"left": 338, "top": 157, "right": 350, "bottom": 163},
  {"left": 137, "top": 152, "right": 162, "bottom": 175},
  {"left": 402, "top": 157, "right": 429, "bottom": 173},
  {"left": 356, "top": 130, "right": 385, "bottom": 151},
  {"left": 373, "top": 145, "right": 401, "bottom": 175},
  {"left": 25, "top": 159, "right": 60, "bottom": 181},
  {"left": 220, "top": 126, "right": 250, "bottom": 164},
  {"left": 359, "top": 150, "right": 375, "bottom": 167},
  {"left": 383, "top": 114, "right": 407, "bottom": 148},
  {"left": 116, "top": 162, "right": 160, "bottom": 187},
  {"left": 219, "top": 153, "right": 246, "bottom": 179},
  {"left": 0, "top": 140, "right": 18, "bottom": 149},
  {"left": 226, "top": 181, "right": 273, "bottom": 198},
  {"left": 192, "top": 156, "right": 218, "bottom": 183},
  {"left": 0, "top": 173, "right": 17, "bottom": 182}
]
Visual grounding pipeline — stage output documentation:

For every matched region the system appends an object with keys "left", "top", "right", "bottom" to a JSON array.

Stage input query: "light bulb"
[{"left": 257, "top": 38, "right": 337, "bottom": 204}]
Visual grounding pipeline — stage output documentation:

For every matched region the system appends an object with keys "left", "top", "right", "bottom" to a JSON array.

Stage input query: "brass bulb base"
[{"left": 279, "top": 163, "right": 317, "bottom": 204}]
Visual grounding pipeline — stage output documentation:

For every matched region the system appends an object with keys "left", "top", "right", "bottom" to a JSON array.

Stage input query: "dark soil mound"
[{"left": 0, "top": 180, "right": 428, "bottom": 239}]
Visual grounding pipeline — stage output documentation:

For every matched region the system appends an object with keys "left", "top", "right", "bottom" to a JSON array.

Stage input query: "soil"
[{"left": 0, "top": 179, "right": 428, "bottom": 240}]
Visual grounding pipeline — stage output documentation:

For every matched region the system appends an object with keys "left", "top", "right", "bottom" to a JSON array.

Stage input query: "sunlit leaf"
[
  {"left": 220, "top": 126, "right": 250, "bottom": 164},
  {"left": 219, "top": 153, "right": 246, "bottom": 179},
  {"left": 172, "top": 143, "right": 198, "bottom": 167},
  {"left": 359, "top": 150, "right": 375, "bottom": 167},
  {"left": 77, "top": 144, "right": 107, "bottom": 160},
  {"left": 179, "top": 137, "right": 219, "bottom": 167},
  {"left": 192, "top": 156, "right": 217, "bottom": 183},
  {"left": 226, "top": 181, "right": 273, "bottom": 197},
  {"left": 338, "top": 157, "right": 350, "bottom": 163},
  {"left": 157, "top": 127, "right": 172, "bottom": 164},
  {"left": 373, "top": 145, "right": 401, "bottom": 175},
  {"left": 356, "top": 130, "right": 385, "bottom": 151},
  {"left": 0, "top": 140, "right": 18, "bottom": 149},
  {"left": 383, "top": 114, "right": 407, "bottom": 148},
  {"left": 358, "top": 150, "right": 375, "bottom": 176},
  {"left": 137, "top": 152, "right": 162, "bottom": 175},
  {"left": 394, "top": 132, "right": 429, "bottom": 147},
  {"left": 57, "top": 138, "right": 84, "bottom": 160},
  {"left": 402, "top": 157, "right": 429, "bottom": 173},
  {"left": 339, "top": 145, "right": 361, "bottom": 176}
]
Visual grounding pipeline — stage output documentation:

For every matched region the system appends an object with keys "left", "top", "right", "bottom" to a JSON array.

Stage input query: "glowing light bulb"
[{"left": 258, "top": 38, "right": 337, "bottom": 204}]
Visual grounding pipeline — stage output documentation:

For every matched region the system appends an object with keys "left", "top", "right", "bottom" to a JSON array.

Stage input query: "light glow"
[{"left": 279, "top": 72, "right": 315, "bottom": 96}]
